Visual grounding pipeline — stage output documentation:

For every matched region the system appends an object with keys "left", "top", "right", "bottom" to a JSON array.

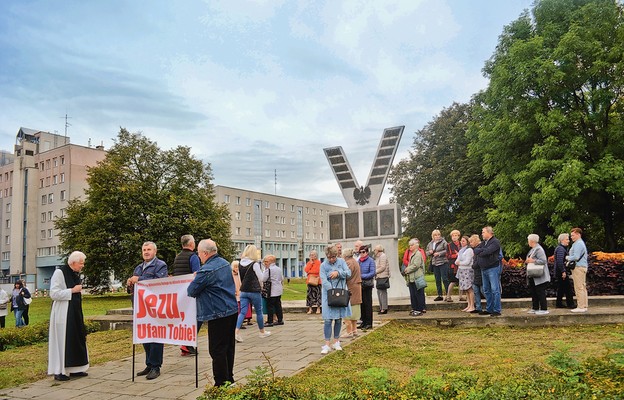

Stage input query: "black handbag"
[
  {"left": 376, "top": 277, "right": 390, "bottom": 290},
  {"left": 327, "top": 280, "right": 350, "bottom": 307},
  {"left": 261, "top": 268, "right": 272, "bottom": 299}
]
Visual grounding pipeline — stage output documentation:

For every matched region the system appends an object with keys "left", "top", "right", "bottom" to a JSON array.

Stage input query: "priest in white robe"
[{"left": 48, "top": 251, "right": 89, "bottom": 381}]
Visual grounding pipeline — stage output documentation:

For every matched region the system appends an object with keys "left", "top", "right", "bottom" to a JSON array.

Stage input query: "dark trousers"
[
  {"left": 361, "top": 285, "right": 373, "bottom": 326},
  {"left": 22, "top": 306, "right": 29, "bottom": 325},
  {"left": 529, "top": 279, "right": 548, "bottom": 311},
  {"left": 407, "top": 282, "right": 426, "bottom": 312},
  {"left": 0, "top": 315, "right": 4, "bottom": 328},
  {"left": 266, "top": 296, "right": 283, "bottom": 323},
  {"left": 208, "top": 313, "right": 237, "bottom": 386},
  {"left": 556, "top": 276, "right": 575, "bottom": 307},
  {"left": 143, "top": 342, "right": 164, "bottom": 370},
  {"left": 433, "top": 263, "right": 450, "bottom": 296}
]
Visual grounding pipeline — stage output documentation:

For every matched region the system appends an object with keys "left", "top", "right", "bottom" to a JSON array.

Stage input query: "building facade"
[
  {"left": 0, "top": 128, "right": 106, "bottom": 289},
  {"left": 214, "top": 186, "right": 346, "bottom": 278}
]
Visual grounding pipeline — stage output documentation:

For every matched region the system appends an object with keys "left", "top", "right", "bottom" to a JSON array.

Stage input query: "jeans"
[
  {"left": 433, "top": 263, "right": 450, "bottom": 296},
  {"left": 143, "top": 342, "right": 164, "bottom": 369},
  {"left": 482, "top": 266, "right": 502, "bottom": 313},
  {"left": 14, "top": 309, "right": 25, "bottom": 327},
  {"left": 473, "top": 284, "right": 483, "bottom": 311},
  {"left": 236, "top": 292, "right": 264, "bottom": 330},
  {"left": 208, "top": 313, "right": 237, "bottom": 386},
  {"left": 407, "top": 282, "right": 418, "bottom": 311},
  {"left": 323, "top": 318, "right": 342, "bottom": 341}
]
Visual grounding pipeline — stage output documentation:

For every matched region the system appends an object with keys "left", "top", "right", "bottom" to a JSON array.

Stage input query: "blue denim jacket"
[{"left": 187, "top": 254, "right": 238, "bottom": 321}]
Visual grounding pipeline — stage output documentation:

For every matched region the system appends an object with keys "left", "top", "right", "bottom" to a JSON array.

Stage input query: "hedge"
[{"left": 0, "top": 319, "right": 100, "bottom": 351}]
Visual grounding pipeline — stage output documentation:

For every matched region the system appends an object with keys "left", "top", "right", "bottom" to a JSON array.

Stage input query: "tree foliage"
[
  {"left": 389, "top": 102, "right": 487, "bottom": 242},
  {"left": 468, "top": 0, "right": 624, "bottom": 255},
  {"left": 55, "top": 129, "right": 234, "bottom": 291}
]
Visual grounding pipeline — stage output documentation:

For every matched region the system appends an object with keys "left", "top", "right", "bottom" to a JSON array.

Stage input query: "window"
[
  {"left": 1, "top": 251, "right": 9, "bottom": 261},
  {"left": 48, "top": 229, "right": 53, "bottom": 238},
  {"left": 41, "top": 195, "right": 47, "bottom": 205},
  {"left": 313, "top": 208, "right": 316, "bottom": 215},
  {"left": 246, "top": 198, "right": 251, "bottom": 206},
  {"left": 265, "top": 229, "right": 271, "bottom": 237},
  {"left": 46, "top": 160, "right": 50, "bottom": 169},
  {"left": 291, "top": 205, "right": 295, "bottom": 212},
  {"left": 305, "top": 232, "right": 310, "bottom": 239},
  {"left": 246, "top": 213, "right": 251, "bottom": 221},
  {"left": 60, "top": 173, "right": 65, "bottom": 183},
  {"left": 60, "top": 190, "right": 66, "bottom": 201},
  {"left": 264, "top": 201, "right": 269, "bottom": 209},
  {"left": 45, "top": 177, "right": 50, "bottom": 186},
  {"left": 39, "top": 179, "right": 44, "bottom": 188},
  {"left": 265, "top": 215, "right": 270, "bottom": 223},
  {"left": 235, "top": 196, "right": 241, "bottom": 205},
  {"left": 224, "top": 194, "right": 230, "bottom": 203},
  {"left": 41, "top": 213, "right": 46, "bottom": 223},
  {"left": 3, "top": 189, "right": 6, "bottom": 197},
  {"left": 291, "top": 218, "right": 295, "bottom": 225},
  {"left": 4, "top": 219, "right": 9, "bottom": 229},
  {"left": 275, "top": 216, "right": 280, "bottom": 224},
  {"left": 246, "top": 228, "right": 251, "bottom": 236},
  {"left": 320, "top": 221, "right": 324, "bottom": 228},
  {"left": 53, "top": 157, "right": 58, "bottom": 167},
  {"left": 291, "top": 231, "right": 295, "bottom": 239},
  {"left": 320, "top": 233, "right": 324, "bottom": 240},
  {"left": 48, "top": 211, "right": 53, "bottom": 220},
  {"left": 235, "top": 211, "right": 241, "bottom": 220},
  {"left": 281, "top": 230, "right": 286, "bottom": 238},
  {"left": 313, "top": 220, "right": 317, "bottom": 227},
  {"left": 39, "top": 162, "right": 44, "bottom": 170},
  {"left": 4, "top": 236, "right": 9, "bottom": 245},
  {"left": 41, "top": 230, "right": 46, "bottom": 239},
  {"left": 52, "top": 175, "right": 57, "bottom": 185},
  {"left": 275, "top": 202, "right": 279, "bottom": 210},
  {"left": 5, "top": 203, "right": 10, "bottom": 212},
  {"left": 306, "top": 207, "right": 309, "bottom": 214},
  {"left": 235, "top": 227, "right": 241, "bottom": 235},
  {"left": 60, "top": 156, "right": 65, "bottom": 165},
  {"left": 48, "top": 193, "right": 54, "bottom": 203},
  {"left": 60, "top": 208, "right": 66, "bottom": 217},
  {"left": 305, "top": 220, "right": 310, "bottom": 227}
]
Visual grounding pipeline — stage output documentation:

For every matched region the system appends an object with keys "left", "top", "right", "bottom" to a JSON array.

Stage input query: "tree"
[
  {"left": 55, "top": 129, "right": 234, "bottom": 291},
  {"left": 468, "top": 0, "right": 624, "bottom": 255},
  {"left": 389, "top": 102, "right": 487, "bottom": 243}
]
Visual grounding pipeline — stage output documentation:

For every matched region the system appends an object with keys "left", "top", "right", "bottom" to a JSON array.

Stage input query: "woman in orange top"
[{"left": 304, "top": 250, "right": 322, "bottom": 314}]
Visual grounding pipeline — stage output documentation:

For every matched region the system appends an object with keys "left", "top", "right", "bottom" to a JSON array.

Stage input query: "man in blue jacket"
[
  {"left": 187, "top": 239, "right": 238, "bottom": 387},
  {"left": 473, "top": 227, "right": 502, "bottom": 317},
  {"left": 127, "top": 241, "right": 168, "bottom": 380},
  {"left": 358, "top": 245, "right": 376, "bottom": 330}
]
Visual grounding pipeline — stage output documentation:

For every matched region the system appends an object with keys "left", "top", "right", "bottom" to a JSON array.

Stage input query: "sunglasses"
[{"left": 359, "top": 250, "right": 367, "bottom": 253}]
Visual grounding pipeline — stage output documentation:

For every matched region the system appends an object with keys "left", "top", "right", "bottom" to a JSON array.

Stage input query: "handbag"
[
  {"left": 23, "top": 297, "right": 33, "bottom": 305},
  {"left": 376, "top": 277, "right": 390, "bottom": 290},
  {"left": 308, "top": 274, "right": 320, "bottom": 286},
  {"left": 415, "top": 275, "right": 427, "bottom": 290},
  {"left": 327, "top": 280, "right": 350, "bottom": 307},
  {"left": 261, "top": 268, "right": 272, "bottom": 299},
  {"left": 526, "top": 262, "right": 543, "bottom": 278},
  {"left": 362, "top": 279, "right": 374, "bottom": 288},
  {"left": 566, "top": 249, "right": 586, "bottom": 271}
]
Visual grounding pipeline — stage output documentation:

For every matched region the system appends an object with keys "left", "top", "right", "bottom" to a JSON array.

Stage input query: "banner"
[{"left": 132, "top": 274, "right": 197, "bottom": 346}]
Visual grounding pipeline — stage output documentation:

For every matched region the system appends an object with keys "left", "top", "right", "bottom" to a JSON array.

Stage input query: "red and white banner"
[{"left": 132, "top": 274, "right": 197, "bottom": 346}]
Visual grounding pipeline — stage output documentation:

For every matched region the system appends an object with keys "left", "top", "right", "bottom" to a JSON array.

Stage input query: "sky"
[{"left": 0, "top": 0, "right": 533, "bottom": 206}]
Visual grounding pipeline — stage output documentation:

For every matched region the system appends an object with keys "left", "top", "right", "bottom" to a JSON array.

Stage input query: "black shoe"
[
  {"left": 274, "top": 321, "right": 284, "bottom": 325},
  {"left": 434, "top": 296, "right": 444, "bottom": 301},
  {"left": 54, "top": 374, "right": 70, "bottom": 381},
  {"left": 360, "top": 324, "right": 373, "bottom": 330},
  {"left": 490, "top": 312, "right": 501, "bottom": 317},
  {"left": 555, "top": 304, "right": 566, "bottom": 308},
  {"left": 146, "top": 368, "right": 160, "bottom": 380},
  {"left": 378, "top": 310, "right": 388, "bottom": 314},
  {"left": 478, "top": 311, "right": 490, "bottom": 315},
  {"left": 264, "top": 323, "right": 274, "bottom": 327},
  {"left": 469, "top": 310, "right": 480, "bottom": 314},
  {"left": 69, "top": 372, "right": 88, "bottom": 377},
  {"left": 421, "top": 310, "right": 426, "bottom": 314},
  {"left": 240, "top": 325, "right": 247, "bottom": 329},
  {"left": 136, "top": 367, "right": 151, "bottom": 376}
]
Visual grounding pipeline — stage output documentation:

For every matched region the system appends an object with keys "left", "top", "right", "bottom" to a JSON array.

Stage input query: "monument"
[{"left": 324, "top": 126, "right": 409, "bottom": 299}]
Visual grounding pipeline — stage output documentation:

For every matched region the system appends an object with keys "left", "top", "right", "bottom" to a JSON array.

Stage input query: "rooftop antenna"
[
  {"left": 274, "top": 169, "right": 277, "bottom": 195},
  {"left": 60, "top": 113, "right": 72, "bottom": 136}
]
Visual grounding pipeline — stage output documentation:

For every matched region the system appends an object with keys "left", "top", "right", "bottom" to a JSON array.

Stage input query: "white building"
[
  {"left": 0, "top": 128, "right": 106, "bottom": 289},
  {"left": 214, "top": 185, "right": 346, "bottom": 278}
]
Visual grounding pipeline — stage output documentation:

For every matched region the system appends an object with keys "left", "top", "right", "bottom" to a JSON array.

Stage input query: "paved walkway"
[{"left": 1, "top": 296, "right": 623, "bottom": 400}]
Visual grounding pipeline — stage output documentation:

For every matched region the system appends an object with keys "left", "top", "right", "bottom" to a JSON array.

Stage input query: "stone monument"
[{"left": 324, "top": 126, "right": 409, "bottom": 299}]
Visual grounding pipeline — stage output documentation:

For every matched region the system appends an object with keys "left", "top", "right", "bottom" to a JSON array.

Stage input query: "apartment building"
[
  {"left": 214, "top": 185, "right": 346, "bottom": 278},
  {"left": 0, "top": 128, "right": 106, "bottom": 289}
]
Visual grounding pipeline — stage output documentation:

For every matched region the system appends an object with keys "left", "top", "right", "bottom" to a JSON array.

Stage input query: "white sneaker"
[
  {"left": 527, "top": 309, "right": 537, "bottom": 314},
  {"left": 321, "top": 345, "right": 331, "bottom": 354},
  {"left": 235, "top": 334, "right": 243, "bottom": 343},
  {"left": 535, "top": 310, "right": 550, "bottom": 315},
  {"left": 258, "top": 331, "right": 271, "bottom": 338},
  {"left": 332, "top": 341, "right": 342, "bottom": 351},
  {"left": 570, "top": 308, "right": 587, "bottom": 313}
]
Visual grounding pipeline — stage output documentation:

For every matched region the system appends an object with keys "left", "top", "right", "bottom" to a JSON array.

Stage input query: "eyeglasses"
[{"left": 359, "top": 250, "right": 367, "bottom": 254}]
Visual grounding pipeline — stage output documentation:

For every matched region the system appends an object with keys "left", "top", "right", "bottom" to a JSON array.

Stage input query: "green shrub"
[{"left": 0, "top": 319, "right": 100, "bottom": 351}]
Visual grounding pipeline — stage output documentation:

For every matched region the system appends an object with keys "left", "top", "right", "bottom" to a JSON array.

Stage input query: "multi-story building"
[
  {"left": 0, "top": 128, "right": 106, "bottom": 289},
  {"left": 214, "top": 185, "right": 346, "bottom": 278}
]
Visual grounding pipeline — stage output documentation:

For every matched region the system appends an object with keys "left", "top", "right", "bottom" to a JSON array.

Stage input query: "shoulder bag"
[
  {"left": 327, "top": 279, "right": 350, "bottom": 307},
  {"left": 565, "top": 249, "right": 586, "bottom": 271},
  {"left": 415, "top": 274, "right": 427, "bottom": 290},
  {"left": 308, "top": 274, "right": 320, "bottom": 286},
  {"left": 23, "top": 297, "right": 33, "bottom": 305},
  {"left": 261, "top": 268, "right": 272, "bottom": 299},
  {"left": 376, "top": 277, "right": 390, "bottom": 290},
  {"left": 526, "top": 262, "right": 543, "bottom": 278}
]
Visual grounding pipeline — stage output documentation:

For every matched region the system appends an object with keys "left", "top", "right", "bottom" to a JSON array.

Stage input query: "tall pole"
[{"left": 274, "top": 169, "right": 277, "bottom": 195}]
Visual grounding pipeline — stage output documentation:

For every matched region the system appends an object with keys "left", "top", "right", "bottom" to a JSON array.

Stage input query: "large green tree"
[
  {"left": 55, "top": 129, "right": 234, "bottom": 291},
  {"left": 469, "top": 0, "right": 624, "bottom": 255},
  {"left": 389, "top": 102, "right": 487, "bottom": 242}
]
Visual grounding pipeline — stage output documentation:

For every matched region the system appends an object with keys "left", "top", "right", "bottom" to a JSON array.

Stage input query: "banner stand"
[
  {"left": 132, "top": 344, "right": 135, "bottom": 382},
  {"left": 195, "top": 346, "right": 199, "bottom": 388}
]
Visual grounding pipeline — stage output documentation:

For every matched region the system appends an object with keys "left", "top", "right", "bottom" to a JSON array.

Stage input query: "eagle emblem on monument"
[{"left": 353, "top": 186, "right": 371, "bottom": 206}]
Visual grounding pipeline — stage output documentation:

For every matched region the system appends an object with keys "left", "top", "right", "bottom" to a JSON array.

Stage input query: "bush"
[{"left": 0, "top": 319, "right": 100, "bottom": 351}]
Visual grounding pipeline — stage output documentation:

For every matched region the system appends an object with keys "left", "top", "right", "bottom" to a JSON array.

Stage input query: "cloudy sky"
[{"left": 0, "top": 0, "right": 532, "bottom": 206}]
